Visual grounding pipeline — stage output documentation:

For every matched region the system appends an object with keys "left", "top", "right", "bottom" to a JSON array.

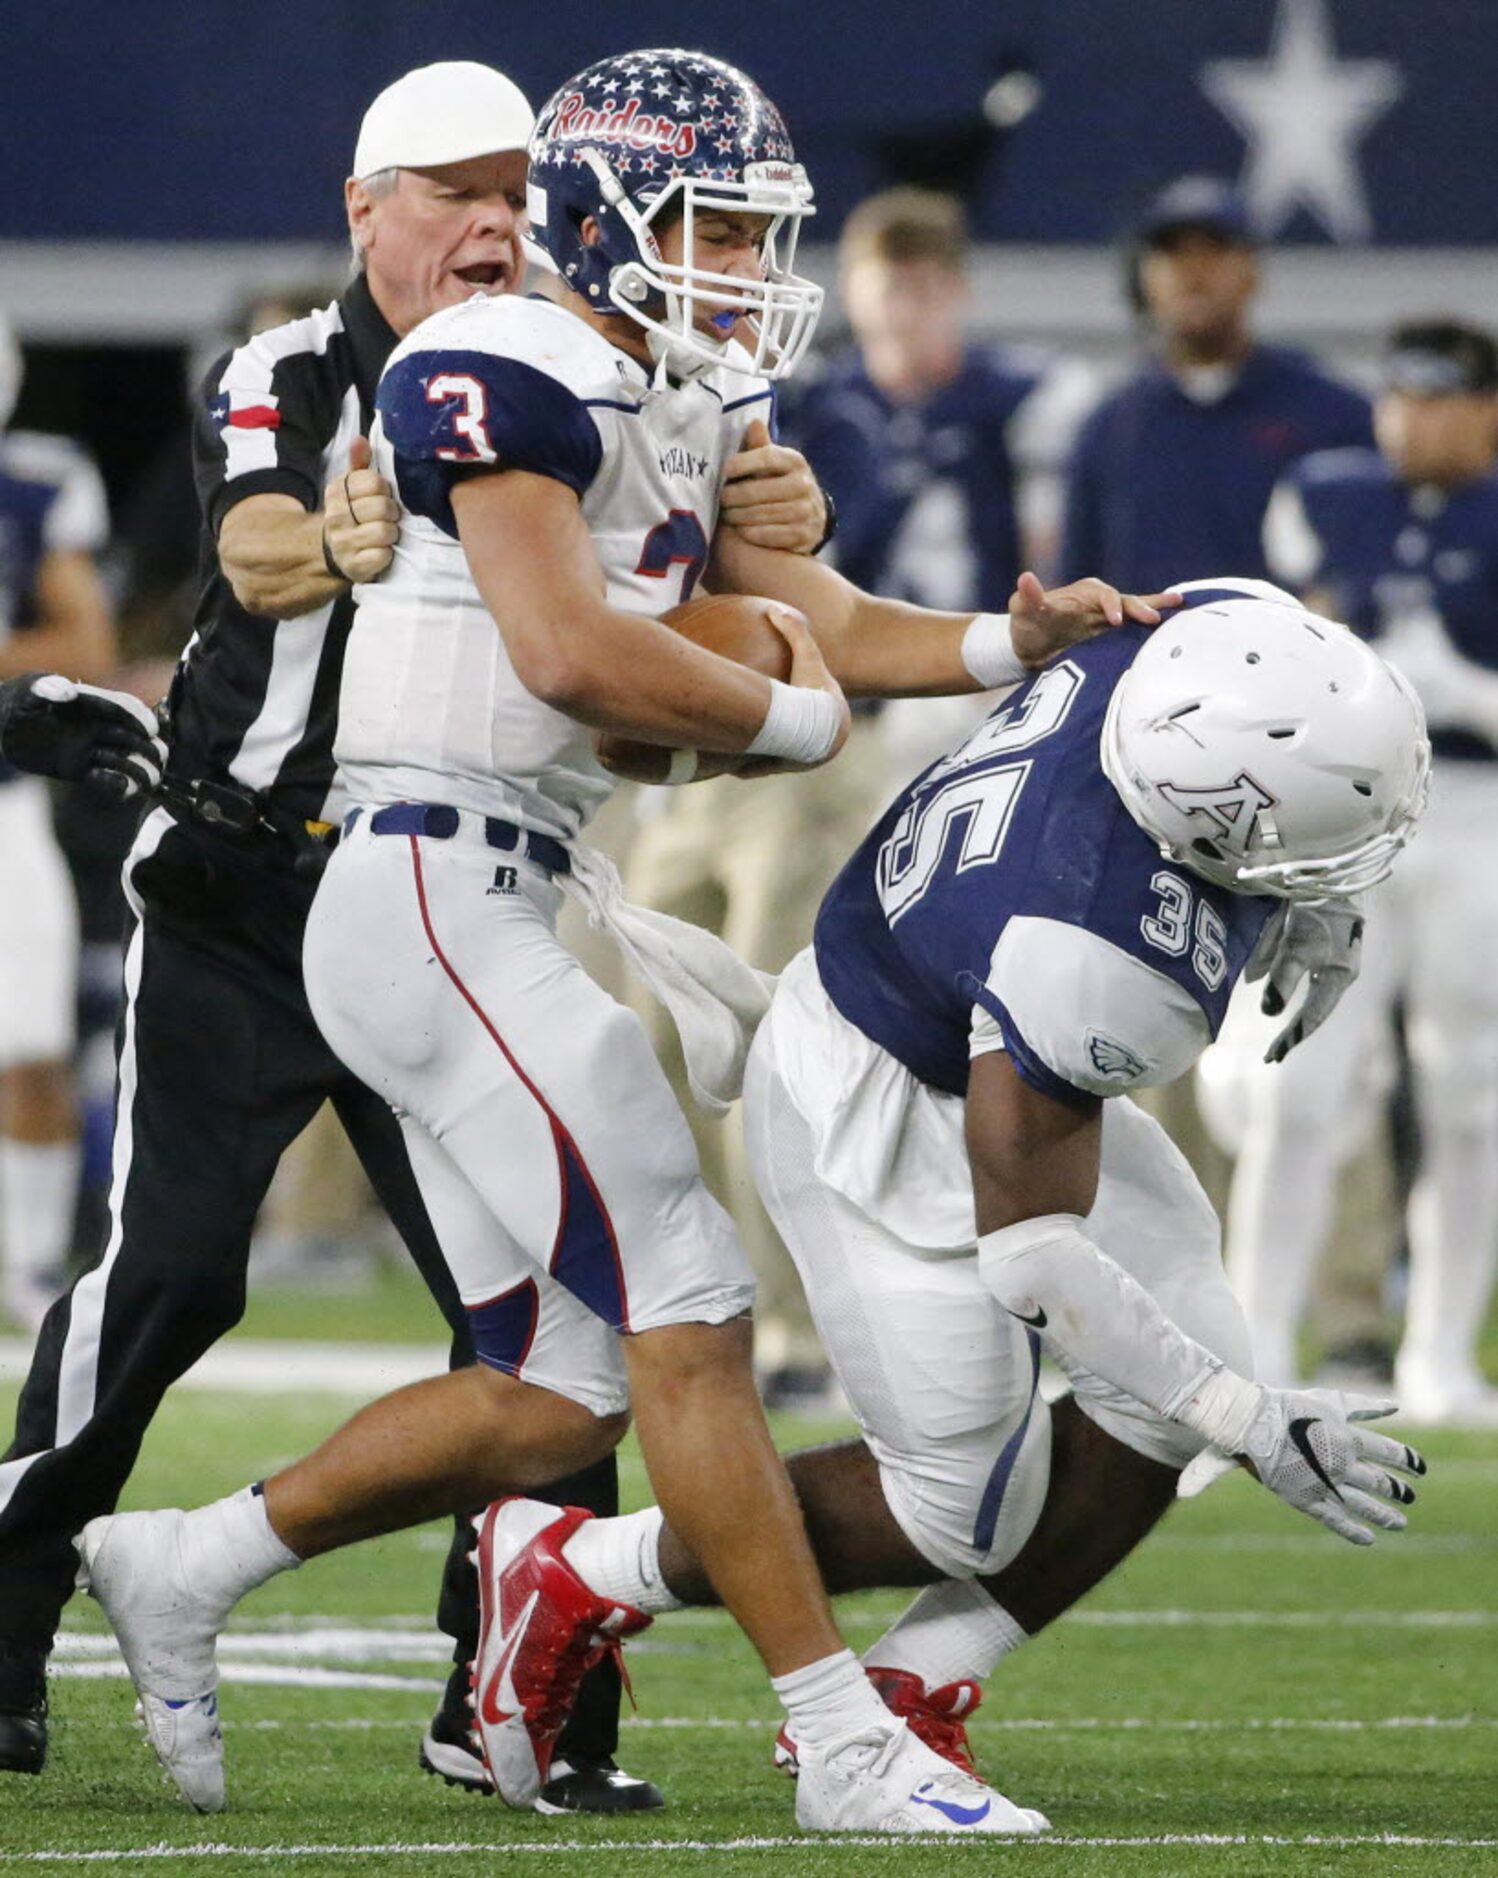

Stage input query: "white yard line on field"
[
  {"left": 0, "top": 1336, "right": 447, "bottom": 1397},
  {"left": 5, "top": 1834, "right": 1497, "bottom": 1862}
]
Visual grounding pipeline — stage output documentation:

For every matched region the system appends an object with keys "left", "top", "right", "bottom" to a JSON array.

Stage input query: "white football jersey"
[{"left": 338, "top": 292, "right": 773, "bottom": 839}]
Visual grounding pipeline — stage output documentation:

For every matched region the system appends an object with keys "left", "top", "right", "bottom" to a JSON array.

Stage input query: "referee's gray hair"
[{"left": 349, "top": 168, "right": 400, "bottom": 271}]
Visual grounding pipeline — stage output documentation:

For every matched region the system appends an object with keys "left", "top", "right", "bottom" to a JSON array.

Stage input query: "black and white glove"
[
  {"left": 0, "top": 673, "right": 167, "bottom": 802},
  {"left": 1245, "top": 897, "right": 1364, "bottom": 1063},
  {"left": 1177, "top": 1376, "right": 1425, "bottom": 1546}
]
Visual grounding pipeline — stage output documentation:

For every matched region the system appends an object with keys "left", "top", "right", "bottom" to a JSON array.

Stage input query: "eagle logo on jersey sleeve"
[{"left": 1086, "top": 1031, "right": 1151, "bottom": 1083}]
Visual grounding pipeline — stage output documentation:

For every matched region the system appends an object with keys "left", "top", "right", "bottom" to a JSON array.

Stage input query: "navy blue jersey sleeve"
[{"left": 379, "top": 349, "right": 604, "bottom": 539}]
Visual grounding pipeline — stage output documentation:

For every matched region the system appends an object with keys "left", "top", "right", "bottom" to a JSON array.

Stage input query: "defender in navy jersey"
[
  {"left": 1225, "top": 321, "right": 1498, "bottom": 1424},
  {"left": 814, "top": 627, "right": 1270, "bottom": 1103},
  {"left": 437, "top": 586, "right": 1430, "bottom": 1821}
]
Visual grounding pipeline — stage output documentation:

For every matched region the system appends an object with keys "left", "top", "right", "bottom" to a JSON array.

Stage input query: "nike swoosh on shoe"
[
  {"left": 909, "top": 1783, "right": 993, "bottom": 1826},
  {"left": 480, "top": 1591, "right": 540, "bottom": 1727}
]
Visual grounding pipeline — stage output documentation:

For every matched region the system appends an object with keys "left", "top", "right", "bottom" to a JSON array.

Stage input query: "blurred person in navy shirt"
[
  {"left": 787, "top": 186, "right": 1087, "bottom": 612},
  {"left": 1059, "top": 177, "right": 1372, "bottom": 592},
  {"left": 783, "top": 186, "right": 1089, "bottom": 773}
]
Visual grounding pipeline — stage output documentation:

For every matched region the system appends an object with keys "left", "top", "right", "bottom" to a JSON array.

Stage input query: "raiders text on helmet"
[{"left": 525, "top": 49, "right": 822, "bottom": 382}]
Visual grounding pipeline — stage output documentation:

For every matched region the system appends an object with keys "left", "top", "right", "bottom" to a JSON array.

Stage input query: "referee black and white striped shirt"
[{"left": 168, "top": 274, "right": 396, "bottom": 826}]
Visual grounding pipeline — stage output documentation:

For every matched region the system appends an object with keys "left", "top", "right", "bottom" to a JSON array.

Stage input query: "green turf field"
[{"left": 0, "top": 1315, "right": 1495, "bottom": 1877}]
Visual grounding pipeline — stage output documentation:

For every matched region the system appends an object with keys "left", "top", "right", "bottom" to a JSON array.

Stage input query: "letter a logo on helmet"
[
  {"left": 1156, "top": 773, "right": 1278, "bottom": 855},
  {"left": 526, "top": 48, "right": 823, "bottom": 383}
]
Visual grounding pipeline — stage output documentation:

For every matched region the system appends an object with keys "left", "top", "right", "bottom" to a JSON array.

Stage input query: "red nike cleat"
[
  {"left": 470, "top": 1499, "right": 651, "bottom": 1808},
  {"left": 773, "top": 1667, "right": 984, "bottom": 1779}
]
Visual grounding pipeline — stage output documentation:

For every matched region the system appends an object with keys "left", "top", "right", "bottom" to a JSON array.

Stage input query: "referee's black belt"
[{"left": 348, "top": 801, "right": 572, "bottom": 877}]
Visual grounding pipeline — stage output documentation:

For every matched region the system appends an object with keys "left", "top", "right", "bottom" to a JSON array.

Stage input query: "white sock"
[
  {"left": 771, "top": 1648, "right": 890, "bottom": 1750},
  {"left": 865, "top": 1580, "right": 1028, "bottom": 1687},
  {"left": 183, "top": 1485, "right": 302, "bottom": 1609},
  {"left": 561, "top": 1507, "right": 684, "bottom": 1614},
  {"left": 0, "top": 1137, "right": 80, "bottom": 1288}
]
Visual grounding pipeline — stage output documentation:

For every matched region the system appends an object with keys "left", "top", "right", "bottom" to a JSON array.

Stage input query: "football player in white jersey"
[
  {"left": 478, "top": 588, "right": 1431, "bottom": 1805},
  {"left": 77, "top": 49, "right": 1171, "bottom": 1836}
]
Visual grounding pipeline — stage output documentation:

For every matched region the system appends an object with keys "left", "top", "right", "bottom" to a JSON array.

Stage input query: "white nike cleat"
[
  {"left": 795, "top": 1718, "right": 1049, "bottom": 1835},
  {"left": 135, "top": 1694, "right": 225, "bottom": 1814},
  {"left": 77, "top": 1511, "right": 232, "bottom": 1813}
]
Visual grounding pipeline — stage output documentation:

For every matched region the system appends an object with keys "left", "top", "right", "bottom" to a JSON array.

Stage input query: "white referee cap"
[{"left": 353, "top": 62, "right": 535, "bottom": 179}]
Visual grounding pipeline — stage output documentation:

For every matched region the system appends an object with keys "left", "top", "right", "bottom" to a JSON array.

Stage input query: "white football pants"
[
  {"left": 743, "top": 950, "right": 1250, "bottom": 1581},
  {"left": 303, "top": 809, "right": 755, "bottom": 1419}
]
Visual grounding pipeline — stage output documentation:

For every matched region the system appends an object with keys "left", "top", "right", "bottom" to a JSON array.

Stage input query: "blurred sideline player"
[
  {"left": 790, "top": 184, "right": 1092, "bottom": 776},
  {"left": 1060, "top": 176, "right": 1373, "bottom": 593},
  {"left": 458, "top": 589, "right": 1431, "bottom": 1803},
  {"left": 77, "top": 47, "right": 1172, "bottom": 1836},
  {"left": 1056, "top": 175, "right": 1377, "bottom": 1243},
  {"left": 1218, "top": 321, "right": 1498, "bottom": 1424},
  {"left": 0, "top": 314, "right": 114, "bottom": 1332}
]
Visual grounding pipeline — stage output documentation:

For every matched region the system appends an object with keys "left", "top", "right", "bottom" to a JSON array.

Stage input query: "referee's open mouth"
[{"left": 453, "top": 261, "right": 513, "bottom": 290}]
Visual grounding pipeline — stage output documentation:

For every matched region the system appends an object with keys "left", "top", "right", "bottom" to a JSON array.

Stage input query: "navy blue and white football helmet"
[{"left": 526, "top": 48, "right": 822, "bottom": 381}]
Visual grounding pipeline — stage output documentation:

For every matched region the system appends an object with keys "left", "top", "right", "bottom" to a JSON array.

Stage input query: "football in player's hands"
[{"left": 594, "top": 593, "right": 796, "bottom": 784}]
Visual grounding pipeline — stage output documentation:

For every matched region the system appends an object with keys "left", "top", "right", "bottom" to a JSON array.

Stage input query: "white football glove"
[
  {"left": 1245, "top": 897, "right": 1364, "bottom": 1063},
  {"left": 1178, "top": 1378, "right": 1425, "bottom": 1546}
]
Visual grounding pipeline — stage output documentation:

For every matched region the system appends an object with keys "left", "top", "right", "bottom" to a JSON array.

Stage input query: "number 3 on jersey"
[
  {"left": 636, "top": 509, "right": 708, "bottom": 604},
  {"left": 426, "top": 374, "right": 495, "bottom": 463}
]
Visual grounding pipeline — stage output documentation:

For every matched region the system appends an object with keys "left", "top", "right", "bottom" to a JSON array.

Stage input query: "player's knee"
[
  {"left": 877, "top": 1407, "right": 1052, "bottom": 1580},
  {"left": 468, "top": 1361, "right": 629, "bottom": 1480}
]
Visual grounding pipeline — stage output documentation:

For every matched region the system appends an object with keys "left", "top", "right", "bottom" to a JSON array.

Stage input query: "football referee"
[{"left": 0, "top": 59, "right": 827, "bottom": 1812}]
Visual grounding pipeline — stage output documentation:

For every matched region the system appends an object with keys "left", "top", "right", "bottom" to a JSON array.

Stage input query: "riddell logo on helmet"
[{"left": 553, "top": 93, "right": 697, "bottom": 160}]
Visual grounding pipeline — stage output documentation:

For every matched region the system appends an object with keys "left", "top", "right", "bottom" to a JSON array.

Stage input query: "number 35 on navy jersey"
[{"left": 814, "top": 627, "right": 1275, "bottom": 1104}]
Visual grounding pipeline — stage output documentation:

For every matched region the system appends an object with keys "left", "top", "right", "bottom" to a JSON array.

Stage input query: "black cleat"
[
  {"left": 0, "top": 1645, "right": 47, "bottom": 1777},
  {"left": 0, "top": 1705, "right": 46, "bottom": 1776},
  {"left": 419, "top": 1681, "right": 490, "bottom": 1794},
  {"left": 419, "top": 1662, "right": 665, "bottom": 1812},
  {"left": 534, "top": 1756, "right": 665, "bottom": 1815}
]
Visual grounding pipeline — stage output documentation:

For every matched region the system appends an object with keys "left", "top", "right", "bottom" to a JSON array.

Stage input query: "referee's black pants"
[{"left": 0, "top": 813, "right": 620, "bottom": 1754}]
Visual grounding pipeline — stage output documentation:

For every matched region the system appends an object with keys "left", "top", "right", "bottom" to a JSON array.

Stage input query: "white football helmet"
[{"left": 1101, "top": 597, "right": 1430, "bottom": 901}]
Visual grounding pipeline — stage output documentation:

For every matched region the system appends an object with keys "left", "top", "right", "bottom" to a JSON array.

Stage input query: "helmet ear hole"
[
  {"left": 1353, "top": 780, "right": 1374, "bottom": 797},
  {"left": 1192, "top": 837, "right": 1223, "bottom": 860}
]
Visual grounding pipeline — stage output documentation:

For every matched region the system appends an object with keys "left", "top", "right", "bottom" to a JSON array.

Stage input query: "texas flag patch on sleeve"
[{"left": 209, "top": 389, "right": 282, "bottom": 432}]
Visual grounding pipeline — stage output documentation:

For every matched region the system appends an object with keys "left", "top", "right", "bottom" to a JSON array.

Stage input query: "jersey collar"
[{"left": 342, "top": 274, "right": 401, "bottom": 405}]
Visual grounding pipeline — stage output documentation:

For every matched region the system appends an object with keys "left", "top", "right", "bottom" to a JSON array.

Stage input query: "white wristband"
[
  {"left": 1175, "top": 1365, "right": 1265, "bottom": 1454},
  {"left": 961, "top": 612, "right": 1027, "bottom": 689},
  {"left": 745, "top": 680, "right": 841, "bottom": 765},
  {"left": 664, "top": 748, "right": 700, "bottom": 785}
]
